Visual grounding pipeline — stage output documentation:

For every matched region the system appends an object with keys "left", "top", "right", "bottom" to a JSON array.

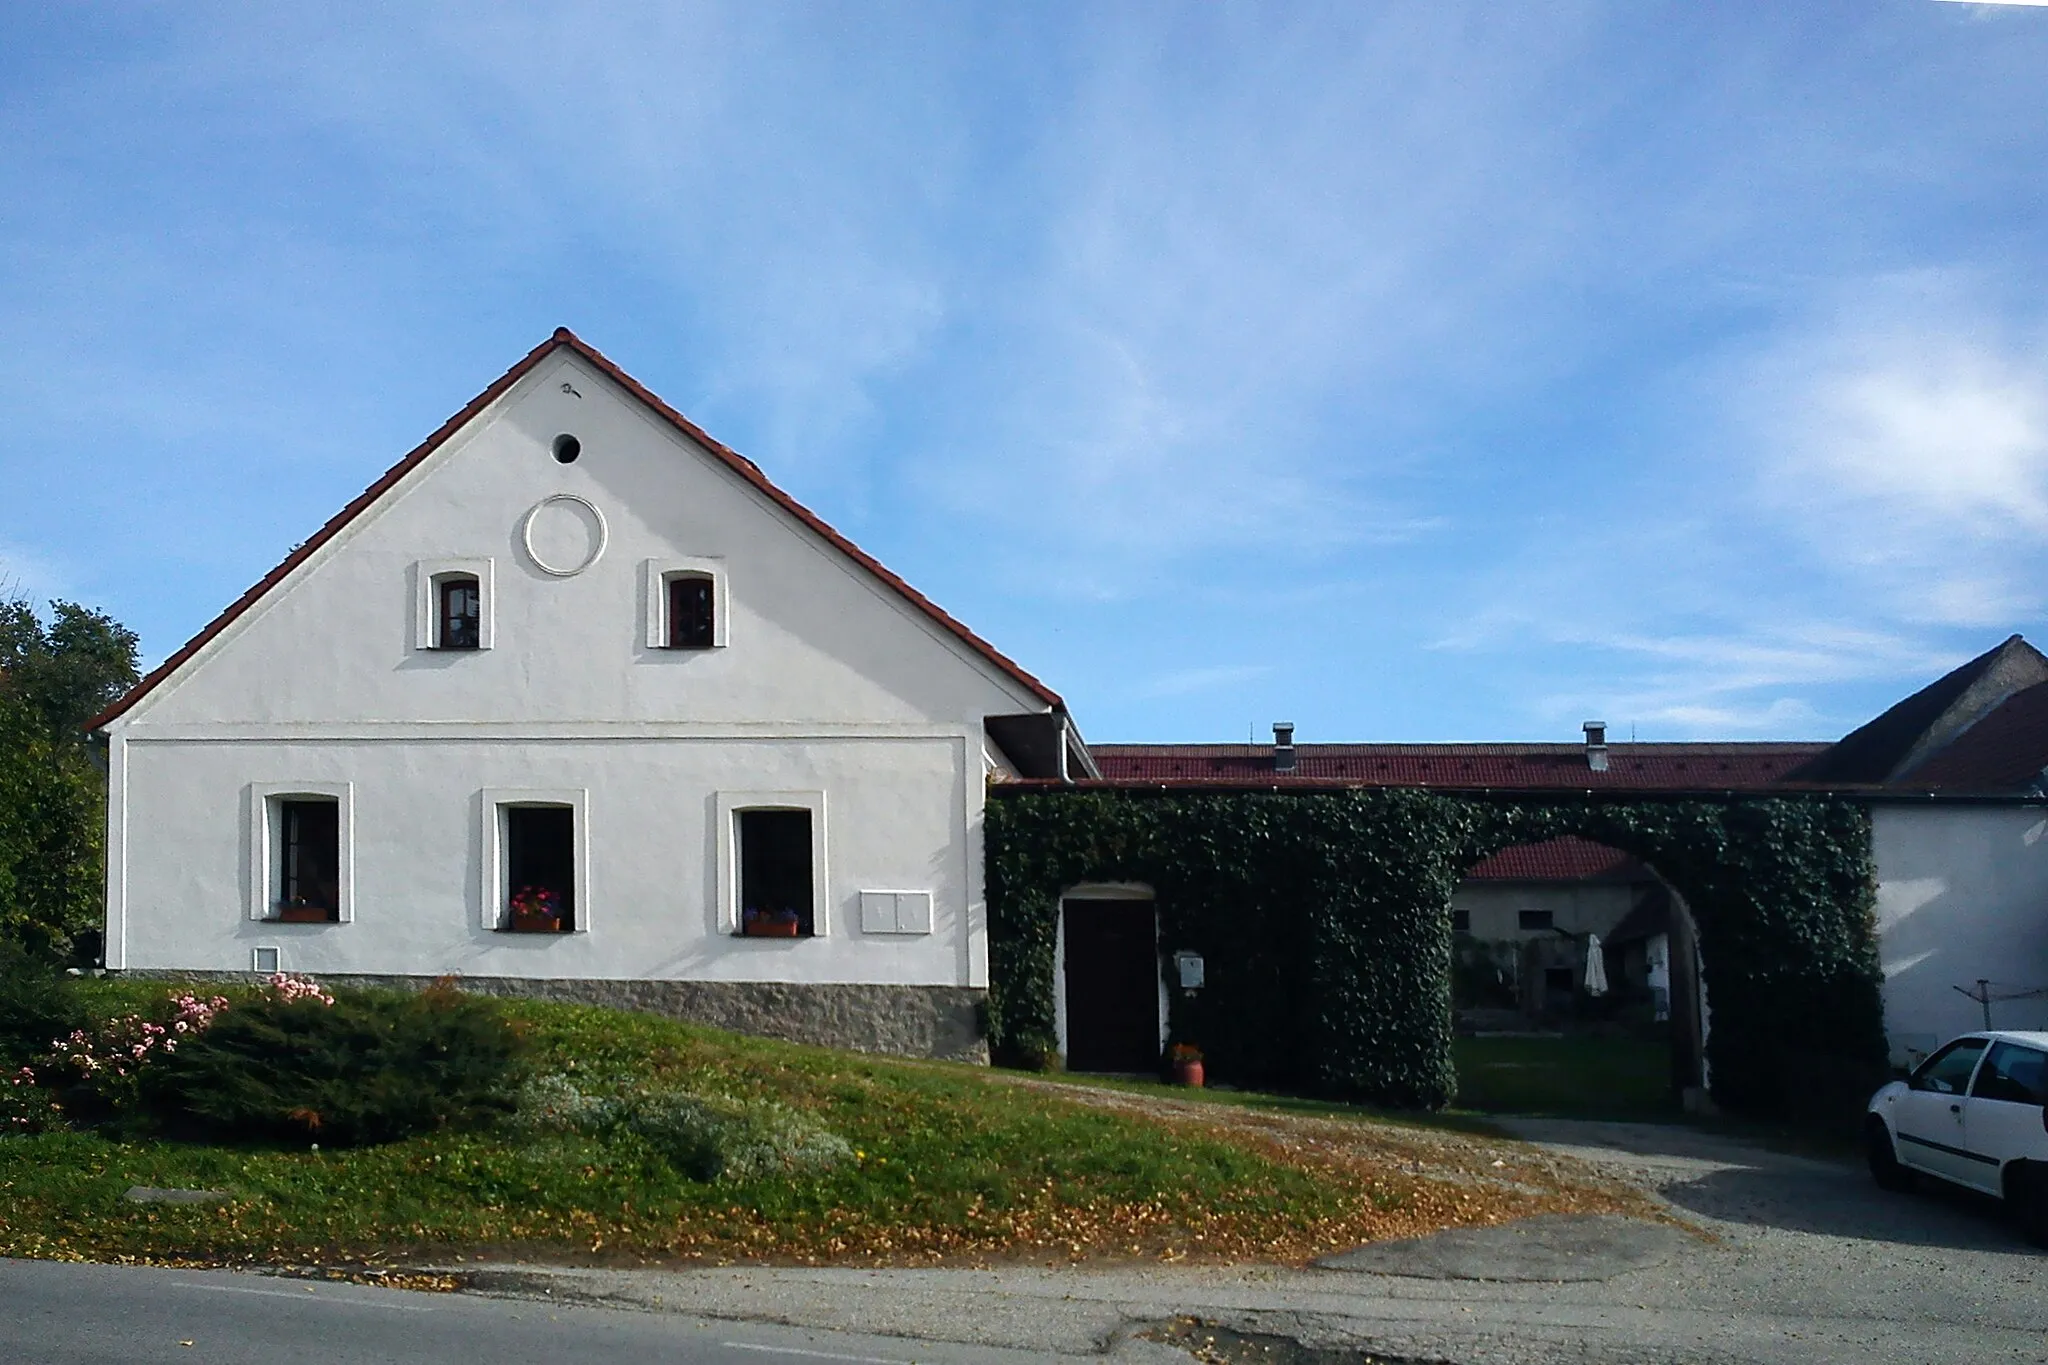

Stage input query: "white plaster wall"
[
  {"left": 1875, "top": 804, "right": 2048, "bottom": 1061},
  {"left": 115, "top": 733, "right": 982, "bottom": 985}
]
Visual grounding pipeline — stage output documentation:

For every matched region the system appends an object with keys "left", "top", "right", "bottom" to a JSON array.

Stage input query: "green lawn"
[
  {"left": 1452, "top": 1035, "right": 1677, "bottom": 1118},
  {"left": 0, "top": 985, "right": 1580, "bottom": 1269}
]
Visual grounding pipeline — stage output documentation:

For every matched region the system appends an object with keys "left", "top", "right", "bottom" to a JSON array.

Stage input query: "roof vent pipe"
[
  {"left": 1583, "top": 721, "right": 1609, "bottom": 773},
  {"left": 1273, "top": 722, "right": 1296, "bottom": 773}
]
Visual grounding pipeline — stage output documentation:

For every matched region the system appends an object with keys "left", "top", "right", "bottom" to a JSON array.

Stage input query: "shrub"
[
  {"left": 144, "top": 987, "right": 525, "bottom": 1147},
  {"left": 0, "top": 940, "right": 86, "bottom": 1069},
  {"left": 1, "top": 1064, "right": 62, "bottom": 1134},
  {"left": 512, "top": 1074, "right": 851, "bottom": 1181},
  {"left": 41, "top": 990, "right": 228, "bottom": 1120}
]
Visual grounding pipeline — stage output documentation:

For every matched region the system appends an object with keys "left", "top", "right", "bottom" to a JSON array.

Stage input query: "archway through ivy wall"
[
  {"left": 1451, "top": 836, "right": 1703, "bottom": 1118},
  {"left": 985, "top": 788, "right": 1887, "bottom": 1118}
]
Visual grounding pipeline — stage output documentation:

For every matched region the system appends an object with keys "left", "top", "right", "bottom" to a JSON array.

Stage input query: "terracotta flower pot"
[
  {"left": 508, "top": 911, "right": 565, "bottom": 933},
  {"left": 744, "top": 918, "right": 801, "bottom": 938},
  {"left": 275, "top": 904, "right": 334, "bottom": 924},
  {"left": 1173, "top": 1059, "right": 1205, "bottom": 1088}
]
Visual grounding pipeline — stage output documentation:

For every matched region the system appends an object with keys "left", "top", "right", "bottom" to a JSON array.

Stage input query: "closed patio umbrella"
[{"left": 1583, "top": 933, "right": 1609, "bottom": 996}]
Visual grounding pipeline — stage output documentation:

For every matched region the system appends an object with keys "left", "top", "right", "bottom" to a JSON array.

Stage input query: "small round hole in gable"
[{"left": 551, "top": 434, "right": 582, "bottom": 464}]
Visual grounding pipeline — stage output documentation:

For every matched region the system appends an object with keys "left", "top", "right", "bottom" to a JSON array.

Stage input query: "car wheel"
[
  {"left": 1867, "top": 1116, "right": 1913, "bottom": 1192},
  {"left": 2011, "top": 1165, "right": 2048, "bottom": 1249}
]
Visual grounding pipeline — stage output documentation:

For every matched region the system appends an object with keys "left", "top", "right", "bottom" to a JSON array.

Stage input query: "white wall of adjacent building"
[
  {"left": 102, "top": 347, "right": 1056, "bottom": 988},
  {"left": 1874, "top": 803, "right": 2048, "bottom": 1065}
]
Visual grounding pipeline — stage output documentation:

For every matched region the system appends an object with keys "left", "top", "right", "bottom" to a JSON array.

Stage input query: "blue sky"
[{"left": 4, "top": 2, "right": 2047, "bottom": 743}]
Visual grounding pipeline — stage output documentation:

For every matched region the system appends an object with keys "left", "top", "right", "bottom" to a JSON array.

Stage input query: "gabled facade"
[
  {"left": 1796, "top": 636, "right": 2048, "bottom": 1062},
  {"left": 92, "top": 330, "right": 1086, "bottom": 1058}
]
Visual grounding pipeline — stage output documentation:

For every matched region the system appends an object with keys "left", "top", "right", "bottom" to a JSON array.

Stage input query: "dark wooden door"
[{"left": 1063, "top": 899, "right": 1160, "bottom": 1073}]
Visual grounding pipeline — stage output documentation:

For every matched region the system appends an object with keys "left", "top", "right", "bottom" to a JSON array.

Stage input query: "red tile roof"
[
  {"left": 1905, "top": 681, "right": 2048, "bottom": 792},
  {"left": 1463, "top": 837, "right": 1651, "bottom": 882},
  {"left": 1086, "top": 742, "right": 1829, "bottom": 792},
  {"left": 89, "top": 329, "right": 1062, "bottom": 730}
]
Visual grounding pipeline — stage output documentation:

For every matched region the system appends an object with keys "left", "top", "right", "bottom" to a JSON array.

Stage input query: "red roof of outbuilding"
[
  {"left": 90, "top": 329, "right": 1063, "bottom": 730},
  {"left": 1086, "top": 741, "right": 1828, "bottom": 792},
  {"left": 1464, "top": 837, "right": 1651, "bottom": 882}
]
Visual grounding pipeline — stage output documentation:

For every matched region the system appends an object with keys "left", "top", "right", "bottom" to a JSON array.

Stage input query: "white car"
[{"left": 1866, "top": 1030, "right": 2048, "bottom": 1245}]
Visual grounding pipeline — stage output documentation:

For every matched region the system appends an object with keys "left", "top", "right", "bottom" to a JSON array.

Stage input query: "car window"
[
  {"left": 1970, "top": 1043, "right": 2048, "bottom": 1105},
  {"left": 1910, "top": 1037, "right": 1989, "bottom": 1094}
]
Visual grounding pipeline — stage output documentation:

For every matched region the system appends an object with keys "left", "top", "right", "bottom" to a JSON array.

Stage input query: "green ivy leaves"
[{"left": 987, "top": 790, "right": 1886, "bottom": 1118}]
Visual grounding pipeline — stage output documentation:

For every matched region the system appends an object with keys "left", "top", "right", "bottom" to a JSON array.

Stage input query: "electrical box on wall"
[
  {"left": 860, "top": 890, "right": 934, "bottom": 935},
  {"left": 1175, "top": 950, "right": 1205, "bottom": 990}
]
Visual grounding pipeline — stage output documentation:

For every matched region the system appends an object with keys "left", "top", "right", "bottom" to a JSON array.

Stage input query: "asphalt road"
[{"left": 0, "top": 1258, "right": 1090, "bottom": 1365}]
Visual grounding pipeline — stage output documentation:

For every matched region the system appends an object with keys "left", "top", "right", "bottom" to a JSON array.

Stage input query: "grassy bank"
[{"left": 0, "top": 984, "right": 1640, "bottom": 1269}]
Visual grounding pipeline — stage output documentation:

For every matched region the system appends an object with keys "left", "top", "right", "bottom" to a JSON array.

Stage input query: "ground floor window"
[
  {"left": 738, "top": 808, "right": 813, "bottom": 937},
  {"left": 276, "top": 798, "right": 339, "bottom": 921},
  {"left": 249, "top": 782, "right": 352, "bottom": 923},
  {"left": 503, "top": 804, "right": 575, "bottom": 932}
]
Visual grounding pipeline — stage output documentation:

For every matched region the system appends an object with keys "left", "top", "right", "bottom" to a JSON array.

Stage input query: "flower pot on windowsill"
[
  {"left": 507, "top": 912, "right": 567, "bottom": 934},
  {"left": 274, "top": 904, "right": 335, "bottom": 924},
  {"left": 741, "top": 918, "right": 802, "bottom": 938}
]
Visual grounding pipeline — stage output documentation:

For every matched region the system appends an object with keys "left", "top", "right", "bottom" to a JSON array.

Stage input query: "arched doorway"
[
  {"left": 1451, "top": 837, "right": 1705, "bottom": 1116},
  {"left": 1055, "top": 884, "right": 1164, "bottom": 1073}
]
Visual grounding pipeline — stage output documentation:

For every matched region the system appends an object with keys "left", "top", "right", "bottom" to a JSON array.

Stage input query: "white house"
[
  {"left": 90, "top": 329, "right": 1093, "bottom": 1059},
  {"left": 1783, "top": 634, "right": 2048, "bottom": 1065}
]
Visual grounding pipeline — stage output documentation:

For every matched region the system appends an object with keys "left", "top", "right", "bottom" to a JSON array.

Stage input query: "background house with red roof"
[{"left": 1087, "top": 638, "right": 2048, "bottom": 1072}]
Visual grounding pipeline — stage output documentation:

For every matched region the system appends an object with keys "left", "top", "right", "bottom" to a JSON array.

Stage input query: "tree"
[
  {"left": 0, "top": 598, "right": 140, "bottom": 960},
  {"left": 0, "top": 599, "right": 140, "bottom": 746}
]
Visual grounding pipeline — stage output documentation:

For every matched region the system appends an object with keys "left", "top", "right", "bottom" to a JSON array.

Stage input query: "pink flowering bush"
[
  {"left": 37, "top": 990, "right": 231, "bottom": 1118},
  {"left": 260, "top": 973, "right": 334, "bottom": 1007},
  {"left": 11, "top": 974, "right": 332, "bottom": 1128}
]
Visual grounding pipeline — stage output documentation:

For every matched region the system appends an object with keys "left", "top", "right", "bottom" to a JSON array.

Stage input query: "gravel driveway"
[{"left": 1466, "top": 1117, "right": 2048, "bottom": 1361}]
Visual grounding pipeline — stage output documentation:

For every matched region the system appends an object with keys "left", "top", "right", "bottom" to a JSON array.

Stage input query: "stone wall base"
[{"left": 120, "top": 971, "right": 989, "bottom": 1064}]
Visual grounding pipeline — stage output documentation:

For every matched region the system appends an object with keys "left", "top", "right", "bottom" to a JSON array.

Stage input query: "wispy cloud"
[{"left": 1742, "top": 273, "right": 2048, "bottom": 609}]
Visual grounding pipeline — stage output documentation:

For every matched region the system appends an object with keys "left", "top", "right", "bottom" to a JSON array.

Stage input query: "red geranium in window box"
[{"left": 507, "top": 884, "right": 567, "bottom": 933}]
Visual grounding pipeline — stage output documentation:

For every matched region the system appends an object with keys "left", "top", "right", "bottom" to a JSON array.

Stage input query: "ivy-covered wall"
[{"left": 985, "top": 788, "right": 1887, "bottom": 1118}]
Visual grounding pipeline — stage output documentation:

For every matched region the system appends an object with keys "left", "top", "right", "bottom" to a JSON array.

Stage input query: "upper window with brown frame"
[
  {"left": 414, "top": 559, "right": 493, "bottom": 652},
  {"left": 666, "top": 573, "right": 715, "bottom": 649},
  {"left": 437, "top": 574, "right": 481, "bottom": 650},
  {"left": 643, "top": 558, "right": 728, "bottom": 651}
]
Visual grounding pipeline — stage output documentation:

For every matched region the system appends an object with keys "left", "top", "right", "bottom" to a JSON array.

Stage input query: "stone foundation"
[{"left": 121, "top": 971, "right": 989, "bottom": 1063}]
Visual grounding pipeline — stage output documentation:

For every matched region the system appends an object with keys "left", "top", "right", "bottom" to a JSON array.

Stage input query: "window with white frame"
[
  {"left": 248, "top": 782, "right": 353, "bottom": 923},
  {"left": 716, "top": 791, "right": 826, "bottom": 937},
  {"left": 415, "top": 558, "right": 494, "bottom": 651},
  {"left": 481, "top": 788, "right": 588, "bottom": 933},
  {"left": 644, "top": 557, "right": 728, "bottom": 650}
]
